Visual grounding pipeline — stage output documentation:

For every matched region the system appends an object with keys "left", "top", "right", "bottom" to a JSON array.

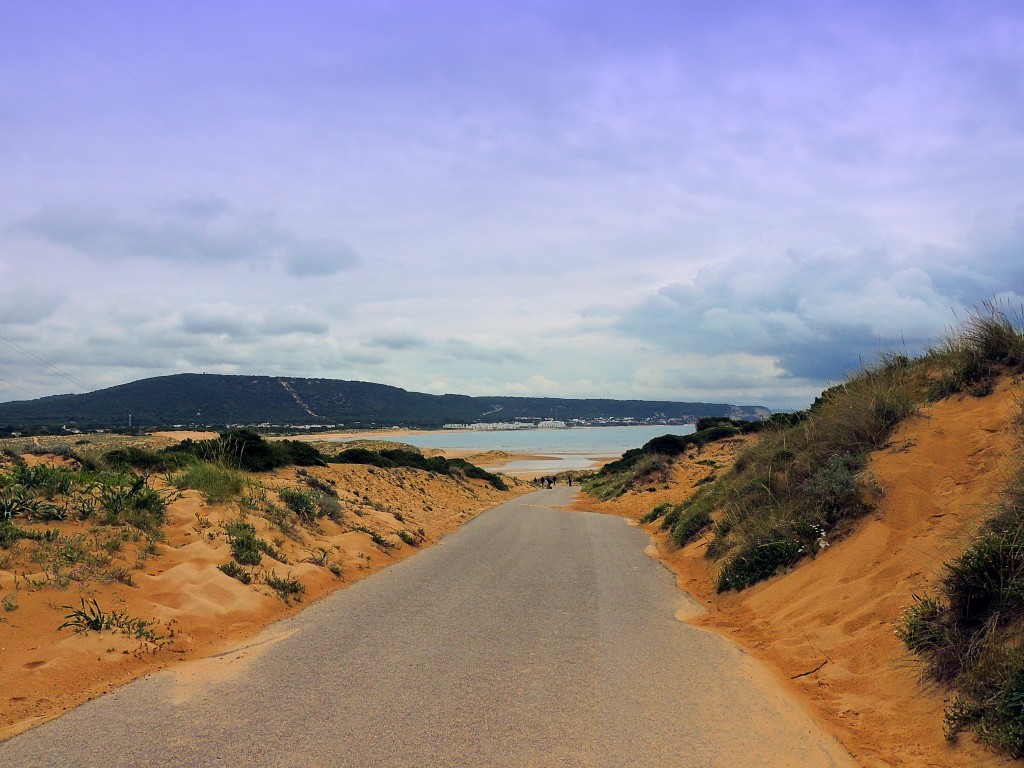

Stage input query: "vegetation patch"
[
  {"left": 218, "top": 560, "right": 253, "bottom": 584},
  {"left": 353, "top": 525, "right": 396, "bottom": 549},
  {"left": 279, "top": 484, "right": 342, "bottom": 524},
  {"left": 224, "top": 520, "right": 283, "bottom": 566},
  {"left": 0, "top": 521, "right": 47, "bottom": 549},
  {"left": 265, "top": 571, "right": 304, "bottom": 603},
  {"left": 584, "top": 417, "right": 770, "bottom": 500},
  {"left": 170, "top": 461, "right": 246, "bottom": 503},
  {"left": 165, "top": 428, "right": 327, "bottom": 472},
  {"left": 927, "top": 300, "right": 1024, "bottom": 399},
  {"left": 897, "top": 423, "right": 1024, "bottom": 756},
  {"left": 669, "top": 494, "right": 714, "bottom": 547},
  {"left": 331, "top": 447, "right": 507, "bottom": 490},
  {"left": 58, "top": 597, "right": 161, "bottom": 641}
]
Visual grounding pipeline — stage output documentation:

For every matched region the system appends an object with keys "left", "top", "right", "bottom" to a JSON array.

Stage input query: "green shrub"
[
  {"left": 671, "top": 498, "right": 714, "bottom": 546},
  {"left": 717, "top": 537, "right": 802, "bottom": 592},
  {"left": 171, "top": 462, "right": 246, "bottom": 503},
  {"left": 943, "top": 646, "right": 1024, "bottom": 756},
  {"left": 279, "top": 485, "right": 342, "bottom": 524},
  {"left": 0, "top": 521, "right": 46, "bottom": 548},
  {"left": 218, "top": 560, "right": 252, "bottom": 584},
  {"left": 265, "top": 571, "right": 304, "bottom": 603},
  {"left": 353, "top": 525, "right": 395, "bottom": 549},
  {"left": 641, "top": 502, "right": 672, "bottom": 524},
  {"left": 102, "top": 447, "right": 188, "bottom": 473},
  {"left": 897, "top": 420, "right": 1024, "bottom": 756},
  {"left": 4, "top": 463, "right": 77, "bottom": 498},
  {"left": 660, "top": 503, "right": 682, "bottom": 530},
  {"left": 224, "top": 520, "right": 282, "bottom": 566},
  {"left": 166, "top": 429, "right": 327, "bottom": 472},
  {"left": 928, "top": 301, "right": 1024, "bottom": 398},
  {"left": 332, "top": 448, "right": 507, "bottom": 490},
  {"left": 279, "top": 486, "right": 318, "bottom": 521},
  {"left": 398, "top": 530, "right": 419, "bottom": 547},
  {"left": 95, "top": 474, "right": 167, "bottom": 534}
]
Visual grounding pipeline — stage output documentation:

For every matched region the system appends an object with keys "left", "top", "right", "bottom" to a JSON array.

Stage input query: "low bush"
[
  {"left": 218, "top": 560, "right": 252, "bottom": 584},
  {"left": 398, "top": 530, "right": 420, "bottom": 547},
  {"left": 928, "top": 301, "right": 1024, "bottom": 398},
  {"left": 332, "top": 448, "right": 507, "bottom": 490},
  {"left": 702, "top": 351, "right": 915, "bottom": 589},
  {"left": 224, "top": 520, "right": 282, "bottom": 566},
  {"left": 279, "top": 485, "right": 342, "bottom": 524},
  {"left": 170, "top": 462, "right": 246, "bottom": 503},
  {"left": 102, "top": 447, "right": 188, "bottom": 473},
  {"left": 641, "top": 502, "right": 673, "bottom": 524},
  {"left": 95, "top": 474, "right": 167, "bottom": 535},
  {"left": 670, "top": 496, "right": 714, "bottom": 546},
  {"left": 0, "top": 521, "right": 47, "bottom": 548},
  {"left": 585, "top": 418, "right": 765, "bottom": 500},
  {"left": 265, "top": 571, "right": 304, "bottom": 603},
  {"left": 717, "top": 536, "right": 803, "bottom": 592},
  {"left": 166, "top": 429, "right": 327, "bottom": 472}
]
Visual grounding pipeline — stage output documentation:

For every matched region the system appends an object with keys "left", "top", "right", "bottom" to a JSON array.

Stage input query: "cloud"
[
  {"left": 617, "top": 233, "right": 1020, "bottom": 383},
  {"left": 0, "top": 290, "right": 64, "bottom": 325},
  {"left": 441, "top": 337, "right": 528, "bottom": 364},
  {"left": 285, "top": 239, "right": 360, "bottom": 277},
  {"left": 366, "top": 330, "right": 428, "bottom": 351},
  {"left": 179, "top": 309, "right": 252, "bottom": 339},
  {"left": 259, "top": 312, "right": 330, "bottom": 336},
  {"left": 175, "top": 304, "right": 331, "bottom": 341},
  {"left": 12, "top": 200, "right": 360, "bottom": 277}
]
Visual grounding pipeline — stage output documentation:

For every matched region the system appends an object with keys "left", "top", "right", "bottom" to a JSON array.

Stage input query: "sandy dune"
[
  {"left": 575, "top": 377, "right": 1022, "bottom": 767},
  {"left": 0, "top": 455, "right": 526, "bottom": 740}
]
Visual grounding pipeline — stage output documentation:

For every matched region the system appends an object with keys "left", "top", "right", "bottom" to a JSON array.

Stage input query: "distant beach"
[{"left": 327, "top": 424, "right": 697, "bottom": 477}]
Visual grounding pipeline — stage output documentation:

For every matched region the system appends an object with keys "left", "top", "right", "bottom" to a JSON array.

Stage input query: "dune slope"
[
  {"left": 0, "top": 457, "right": 521, "bottom": 740},
  {"left": 577, "top": 377, "right": 1022, "bottom": 767}
]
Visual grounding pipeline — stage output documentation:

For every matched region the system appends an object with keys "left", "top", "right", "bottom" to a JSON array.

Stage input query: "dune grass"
[
  {"left": 170, "top": 461, "right": 246, "bottom": 503},
  {"left": 648, "top": 301, "right": 1024, "bottom": 593},
  {"left": 896, "top": 414, "right": 1024, "bottom": 755},
  {"left": 583, "top": 418, "right": 768, "bottom": 501},
  {"left": 706, "top": 353, "right": 917, "bottom": 591},
  {"left": 927, "top": 299, "right": 1024, "bottom": 399}
]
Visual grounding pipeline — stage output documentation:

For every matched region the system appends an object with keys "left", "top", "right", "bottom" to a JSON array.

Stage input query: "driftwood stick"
[{"left": 791, "top": 658, "right": 829, "bottom": 680}]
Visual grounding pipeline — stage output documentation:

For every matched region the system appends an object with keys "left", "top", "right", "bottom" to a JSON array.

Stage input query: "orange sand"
[
  {"left": 0, "top": 456, "right": 526, "bottom": 740},
  {"left": 575, "top": 377, "right": 1023, "bottom": 767}
]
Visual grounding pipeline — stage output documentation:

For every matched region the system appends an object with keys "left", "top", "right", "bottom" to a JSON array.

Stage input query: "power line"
[
  {"left": 0, "top": 333, "right": 88, "bottom": 391},
  {"left": 0, "top": 374, "right": 32, "bottom": 397}
]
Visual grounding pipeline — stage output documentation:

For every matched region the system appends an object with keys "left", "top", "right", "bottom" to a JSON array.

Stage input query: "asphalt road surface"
[{"left": 1, "top": 488, "right": 855, "bottom": 767}]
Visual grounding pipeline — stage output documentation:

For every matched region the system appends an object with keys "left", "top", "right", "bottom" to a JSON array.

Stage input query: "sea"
[{"left": 331, "top": 424, "right": 697, "bottom": 476}]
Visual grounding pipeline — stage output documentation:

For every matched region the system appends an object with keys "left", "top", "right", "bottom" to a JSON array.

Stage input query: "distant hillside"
[{"left": 0, "top": 373, "right": 769, "bottom": 431}]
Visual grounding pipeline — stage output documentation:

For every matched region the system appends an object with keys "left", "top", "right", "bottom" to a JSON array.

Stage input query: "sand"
[
  {"left": 0, "top": 453, "right": 528, "bottom": 740},
  {"left": 574, "top": 376, "right": 1023, "bottom": 767}
]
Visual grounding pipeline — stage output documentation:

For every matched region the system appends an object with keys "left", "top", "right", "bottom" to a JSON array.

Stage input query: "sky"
[{"left": 0, "top": 1, "right": 1022, "bottom": 411}]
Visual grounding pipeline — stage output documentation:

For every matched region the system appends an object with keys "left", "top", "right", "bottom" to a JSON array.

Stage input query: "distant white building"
[{"left": 443, "top": 420, "right": 565, "bottom": 431}]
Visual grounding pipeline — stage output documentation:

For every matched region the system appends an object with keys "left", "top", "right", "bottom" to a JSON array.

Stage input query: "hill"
[{"left": 0, "top": 373, "right": 769, "bottom": 431}]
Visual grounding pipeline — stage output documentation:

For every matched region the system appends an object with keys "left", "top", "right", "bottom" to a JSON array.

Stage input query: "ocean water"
[{"left": 331, "top": 424, "right": 697, "bottom": 475}]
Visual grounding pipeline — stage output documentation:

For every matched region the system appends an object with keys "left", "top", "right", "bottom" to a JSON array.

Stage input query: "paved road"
[{"left": 1, "top": 488, "right": 854, "bottom": 767}]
